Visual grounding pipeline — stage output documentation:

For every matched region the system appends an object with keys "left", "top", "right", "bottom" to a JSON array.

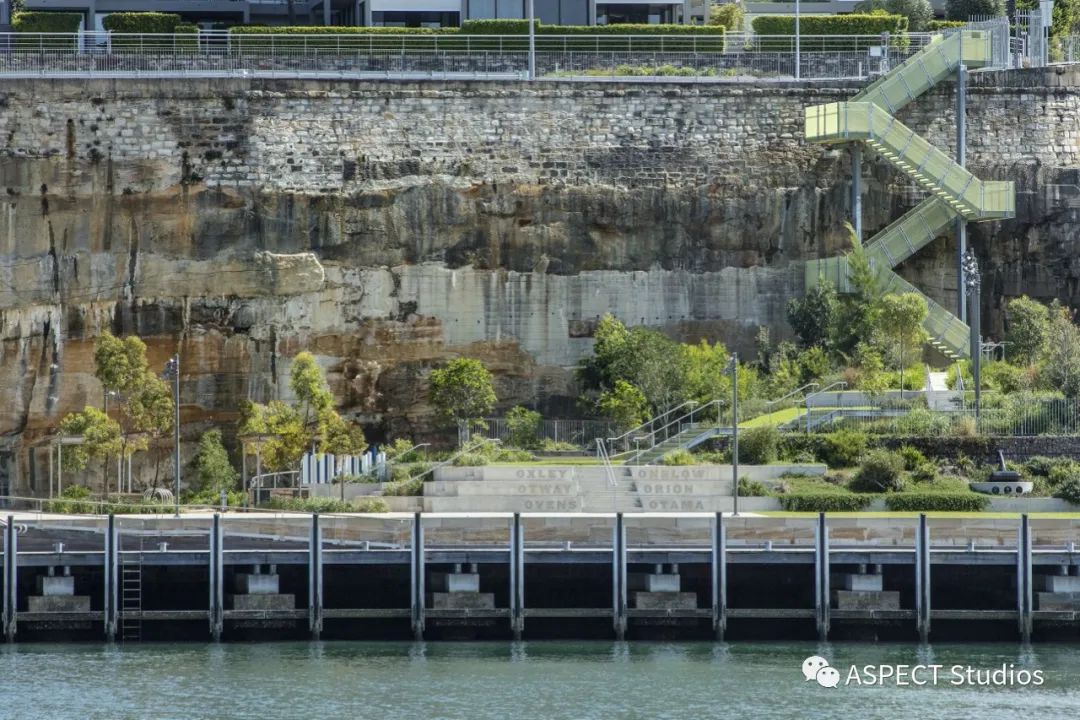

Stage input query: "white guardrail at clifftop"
[{"left": 0, "top": 21, "right": 1025, "bottom": 81}]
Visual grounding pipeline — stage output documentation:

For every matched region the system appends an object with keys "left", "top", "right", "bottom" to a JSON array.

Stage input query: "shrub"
[
  {"left": 11, "top": 12, "right": 83, "bottom": 33},
  {"left": 850, "top": 449, "right": 906, "bottom": 492},
  {"left": 927, "top": 19, "right": 966, "bottom": 30},
  {"left": 385, "top": 437, "right": 424, "bottom": 463},
  {"left": 102, "top": 12, "right": 184, "bottom": 33},
  {"left": 184, "top": 489, "right": 246, "bottom": 507},
  {"left": 945, "top": 0, "right": 1005, "bottom": 21},
  {"left": 709, "top": 2, "right": 744, "bottom": 31},
  {"left": 1030, "top": 477, "right": 1052, "bottom": 497},
  {"left": 751, "top": 14, "right": 908, "bottom": 51},
  {"left": 738, "top": 478, "right": 769, "bottom": 496},
  {"left": 266, "top": 496, "right": 353, "bottom": 513},
  {"left": 1053, "top": 478, "right": 1080, "bottom": 504},
  {"left": 893, "top": 408, "right": 952, "bottom": 436},
  {"left": 817, "top": 430, "right": 868, "bottom": 468},
  {"left": 382, "top": 475, "right": 425, "bottom": 496},
  {"left": 452, "top": 451, "right": 489, "bottom": 467},
  {"left": 738, "top": 425, "right": 780, "bottom": 465},
  {"left": 660, "top": 449, "right": 697, "bottom": 466},
  {"left": 355, "top": 498, "right": 391, "bottom": 512},
  {"left": 951, "top": 416, "right": 979, "bottom": 437},
  {"left": 1048, "top": 462, "right": 1080, "bottom": 488},
  {"left": 191, "top": 429, "right": 239, "bottom": 494},
  {"left": 505, "top": 406, "right": 543, "bottom": 450},
  {"left": 898, "top": 445, "right": 927, "bottom": 471},
  {"left": 911, "top": 462, "right": 939, "bottom": 484},
  {"left": 884, "top": 492, "right": 990, "bottom": 512},
  {"left": 778, "top": 493, "right": 875, "bottom": 512},
  {"left": 539, "top": 439, "right": 580, "bottom": 452},
  {"left": 44, "top": 485, "right": 96, "bottom": 514}
]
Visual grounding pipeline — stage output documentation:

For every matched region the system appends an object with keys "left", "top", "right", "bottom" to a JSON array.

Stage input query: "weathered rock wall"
[{"left": 0, "top": 68, "right": 1078, "bottom": 493}]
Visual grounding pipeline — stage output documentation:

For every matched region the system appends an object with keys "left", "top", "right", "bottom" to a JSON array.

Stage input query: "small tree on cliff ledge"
[
  {"left": 429, "top": 358, "right": 497, "bottom": 438},
  {"left": 240, "top": 352, "right": 367, "bottom": 471},
  {"left": 57, "top": 331, "right": 174, "bottom": 492}
]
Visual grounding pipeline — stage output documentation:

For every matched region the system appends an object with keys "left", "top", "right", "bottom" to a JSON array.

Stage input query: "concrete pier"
[{"left": 1, "top": 511, "right": 1079, "bottom": 643}]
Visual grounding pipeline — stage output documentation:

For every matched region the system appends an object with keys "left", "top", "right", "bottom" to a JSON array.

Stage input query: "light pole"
[
  {"left": 962, "top": 250, "right": 981, "bottom": 422},
  {"left": 724, "top": 353, "right": 739, "bottom": 516},
  {"left": 794, "top": 0, "right": 801, "bottom": 80},
  {"left": 527, "top": 0, "right": 536, "bottom": 81},
  {"left": 163, "top": 354, "right": 181, "bottom": 517}
]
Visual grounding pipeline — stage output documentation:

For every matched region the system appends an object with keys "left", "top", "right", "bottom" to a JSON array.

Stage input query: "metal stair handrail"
[
  {"left": 803, "top": 382, "right": 849, "bottom": 432},
  {"left": 764, "top": 382, "right": 821, "bottom": 410},
  {"left": 623, "top": 399, "right": 723, "bottom": 464},
  {"left": 605, "top": 399, "right": 701, "bottom": 454},
  {"left": 379, "top": 438, "right": 500, "bottom": 495}
]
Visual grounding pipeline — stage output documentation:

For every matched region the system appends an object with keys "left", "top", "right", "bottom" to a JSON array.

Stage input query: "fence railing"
[
  {"left": 473, "top": 418, "right": 619, "bottom": 448},
  {"left": 803, "top": 395, "right": 1080, "bottom": 437},
  {"left": 0, "top": 30, "right": 1014, "bottom": 80}
]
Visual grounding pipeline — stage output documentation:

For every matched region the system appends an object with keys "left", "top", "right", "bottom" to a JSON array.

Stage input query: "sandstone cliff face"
[{"left": 0, "top": 69, "right": 1077, "bottom": 493}]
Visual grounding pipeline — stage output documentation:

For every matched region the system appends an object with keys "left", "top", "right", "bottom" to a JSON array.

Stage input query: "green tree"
[
  {"left": 834, "top": 235, "right": 882, "bottom": 357},
  {"left": 709, "top": 2, "right": 744, "bottom": 30},
  {"left": 1005, "top": 295, "right": 1050, "bottom": 366},
  {"left": 505, "top": 406, "right": 543, "bottom": 449},
  {"left": 1042, "top": 304, "right": 1080, "bottom": 398},
  {"left": 877, "top": 293, "right": 929, "bottom": 393},
  {"left": 238, "top": 400, "right": 308, "bottom": 472},
  {"left": 682, "top": 339, "right": 733, "bottom": 406},
  {"left": 578, "top": 314, "right": 689, "bottom": 415},
  {"left": 856, "top": 0, "right": 933, "bottom": 30},
  {"left": 58, "top": 406, "right": 121, "bottom": 475},
  {"left": 241, "top": 352, "right": 367, "bottom": 471},
  {"left": 62, "top": 331, "right": 175, "bottom": 491},
  {"left": 598, "top": 380, "right": 650, "bottom": 431},
  {"left": 945, "top": 0, "right": 1005, "bottom": 20},
  {"left": 578, "top": 314, "right": 632, "bottom": 391},
  {"left": 787, "top": 281, "right": 839, "bottom": 351},
  {"left": 429, "top": 357, "right": 498, "bottom": 429},
  {"left": 191, "top": 430, "right": 239, "bottom": 494},
  {"left": 290, "top": 351, "right": 333, "bottom": 428},
  {"left": 797, "top": 346, "right": 831, "bottom": 384}
]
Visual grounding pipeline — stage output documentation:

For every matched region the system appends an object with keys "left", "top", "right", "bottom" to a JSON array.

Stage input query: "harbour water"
[{"left": 3, "top": 641, "right": 1080, "bottom": 719}]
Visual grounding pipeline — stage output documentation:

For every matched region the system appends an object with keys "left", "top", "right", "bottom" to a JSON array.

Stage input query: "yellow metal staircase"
[
  {"left": 851, "top": 31, "right": 994, "bottom": 112},
  {"left": 803, "top": 30, "right": 1015, "bottom": 360}
]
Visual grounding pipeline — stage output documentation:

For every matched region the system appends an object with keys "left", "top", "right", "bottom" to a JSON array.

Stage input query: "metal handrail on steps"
[
  {"left": 380, "top": 438, "right": 500, "bottom": 495},
  {"left": 605, "top": 399, "right": 701, "bottom": 455},
  {"left": 802, "top": 381, "right": 848, "bottom": 432},
  {"left": 624, "top": 399, "right": 723, "bottom": 465}
]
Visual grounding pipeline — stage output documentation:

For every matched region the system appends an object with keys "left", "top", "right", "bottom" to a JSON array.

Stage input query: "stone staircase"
[
  {"left": 629, "top": 423, "right": 725, "bottom": 465},
  {"left": 422, "top": 464, "right": 826, "bottom": 513}
]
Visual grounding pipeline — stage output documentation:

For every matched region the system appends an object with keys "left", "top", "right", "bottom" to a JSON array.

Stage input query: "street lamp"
[
  {"left": 724, "top": 353, "right": 739, "bottom": 516},
  {"left": 962, "top": 250, "right": 981, "bottom": 422},
  {"left": 527, "top": 0, "right": 536, "bottom": 81},
  {"left": 241, "top": 433, "right": 275, "bottom": 508},
  {"left": 794, "top": 0, "right": 801, "bottom": 80},
  {"left": 162, "top": 354, "right": 181, "bottom": 517}
]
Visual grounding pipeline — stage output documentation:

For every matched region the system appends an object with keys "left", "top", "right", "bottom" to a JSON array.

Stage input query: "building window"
[
  {"left": 596, "top": 3, "right": 678, "bottom": 24},
  {"left": 372, "top": 11, "right": 462, "bottom": 27}
]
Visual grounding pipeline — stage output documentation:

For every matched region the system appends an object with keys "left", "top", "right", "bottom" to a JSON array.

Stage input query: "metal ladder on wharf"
[{"left": 120, "top": 533, "right": 143, "bottom": 642}]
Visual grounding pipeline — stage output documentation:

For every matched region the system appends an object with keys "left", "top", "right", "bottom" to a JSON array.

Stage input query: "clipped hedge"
[
  {"left": 778, "top": 492, "right": 875, "bottom": 512},
  {"left": 927, "top": 20, "right": 966, "bottom": 31},
  {"left": 11, "top": 11, "right": 83, "bottom": 33},
  {"left": 751, "top": 14, "right": 909, "bottom": 51},
  {"left": 461, "top": 19, "right": 726, "bottom": 36},
  {"left": 884, "top": 492, "right": 990, "bottom": 512},
  {"left": 230, "top": 25, "right": 447, "bottom": 35},
  {"left": 229, "top": 21, "right": 724, "bottom": 52},
  {"left": 102, "top": 12, "right": 184, "bottom": 34}
]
